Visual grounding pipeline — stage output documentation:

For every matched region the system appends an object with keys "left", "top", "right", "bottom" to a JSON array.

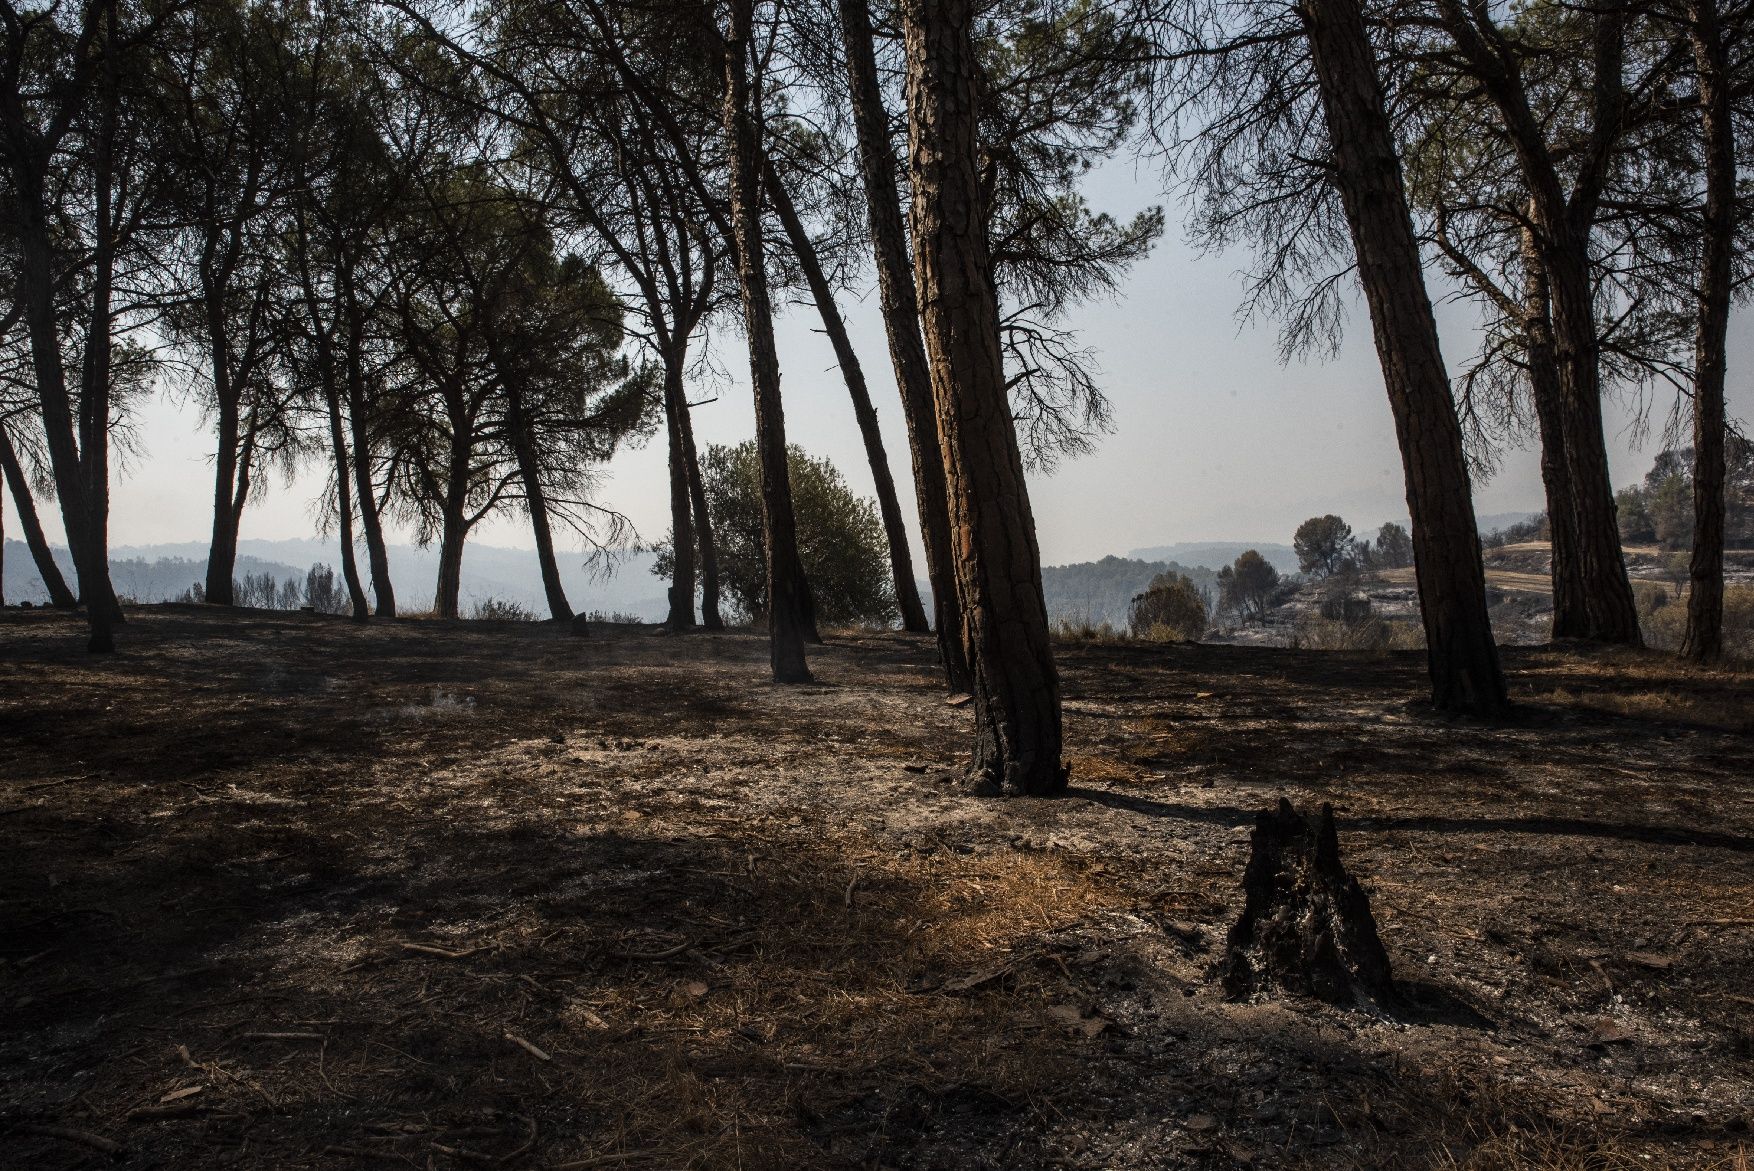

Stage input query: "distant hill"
[
  {"left": 1126, "top": 542, "right": 1299, "bottom": 575},
  {"left": 1041, "top": 555, "right": 1220, "bottom": 629},
  {"left": 1, "top": 537, "right": 668, "bottom": 619}
]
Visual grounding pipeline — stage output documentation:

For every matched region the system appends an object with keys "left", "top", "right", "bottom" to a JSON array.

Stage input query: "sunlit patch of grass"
[
  {"left": 1431, "top": 1115, "right": 1750, "bottom": 1171},
  {"left": 525, "top": 833, "right": 1128, "bottom": 1167},
  {"left": 1065, "top": 752, "right": 1135, "bottom": 784}
]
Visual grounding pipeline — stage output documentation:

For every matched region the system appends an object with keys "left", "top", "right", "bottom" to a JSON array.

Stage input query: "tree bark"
[
  {"left": 204, "top": 327, "right": 243, "bottom": 607},
  {"left": 434, "top": 431, "right": 472, "bottom": 620},
  {"left": 840, "top": 0, "right": 970, "bottom": 686},
  {"left": 507, "top": 390, "right": 574, "bottom": 622},
  {"left": 323, "top": 379, "right": 370, "bottom": 620},
  {"left": 764, "top": 159, "right": 930, "bottom": 634},
  {"left": 76, "top": 10, "right": 122, "bottom": 653},
  {"left": 662, "top": 347, "right": 697, "bottom": 630},
  {"left": 902, "top": 0, "right": 1065, "bottom": 794},
  {"left": 1220, "top": 799, "right": 1394, "bottom": 1006},
  {"left": 680, "top": 396, "right": 723, "bottom": 630},
  {"left": 722, "top": 0, "right": 813, "bottom": 680},
  {"left": 1544, "top": 243, "right": 1641, "bottom": 645},
  {"left": 0, "top": 427, "right": 77, "bottom": 608},
  {"left": 1519, "top": 230, "right": 1589, "bottom": 639},
  {"left": 1299, "top": 0, "right": 1508, "bottom": 716},
  {"left": 1435, "top": 0, "right": 1640, "bottom": 647},
  {"left": 341, "top": 269, "right": 397, "bottom": 618},
  {"left": 435, "top": 506, "right": 467, "bottom": 621},
  {"left": 1682, "top": 0, "right": 1732, "bottom": 664}
]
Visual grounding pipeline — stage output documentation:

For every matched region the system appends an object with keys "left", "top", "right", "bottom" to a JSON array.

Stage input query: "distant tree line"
[
  {"left": 177, "top": 563, "right": 349, "bottom": 613},
  {"left": 1618, "top": 439, "right": 1754, "bottom": 552}
]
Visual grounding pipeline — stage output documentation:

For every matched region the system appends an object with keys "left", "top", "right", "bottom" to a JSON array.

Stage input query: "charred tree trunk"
[
  {"left": 15, "top": 205, "right": 97, "bottom": 613},
  {"left": 662, "top": 348, "right": 697, "bottom": 630},
  {"left": 435, "top": 499, "right": 468, "bottom": 622},
  {"left": 322, "top": 378, "right": 370, "bottom": 621},
  {"left": 1221, "top": 799, "right": 1394, "bottom": 1006},
  {"left": 204, "top": 356, "right": 243, "bottom": 607},
  {"left": 0, "top": 427, "right": 77, "bottom": 608},
  {"left": 1682, "top": 0, "right": 1732, "bottom": 664},
  {"left": 1520, "top": 231, "right": 1588, "bottom": 640},
  {"left": 902, "top": 0, "right": 1064, "bottom": 794},
  {"left": 342, "top": 277, "right": 396, "bottom": 618},
  {"left": 1545, "top": 246, "right": 1641, "bottom": 645},
  {"left": 764, "top": 160, "right": 930, "bottom": 634},
  {"left": 680, "top": 399, "right": 723, "bottom": 631},
  {"left": 77, "top": 16, "right": 122, "bottom": 653},
  {"left": 840, "top": 0, "right": 970, "bottom": 687},
  {"left": 1299, "top": 0, "right": 1508, "bottom": 716},
  {"left": 1435, "top": 0, "right": 1639, "bottom": 648},
  {"left": 199, "top": 241, "right": 256, "bottom": 609},
  {"left": 723, "top": 0, "right": 812, "bottom": 680},
  {"left": 507, "top": 391, "right": 574, "bottom": 623}
]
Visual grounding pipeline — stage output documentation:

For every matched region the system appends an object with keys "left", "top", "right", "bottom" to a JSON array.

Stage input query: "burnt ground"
[{"left": 1, "top": 605, "right": 1751, "bottom": 1170}]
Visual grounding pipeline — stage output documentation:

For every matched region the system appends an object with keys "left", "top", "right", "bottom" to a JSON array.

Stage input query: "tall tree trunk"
[
  {"left": 323, "top": 381, "right": 370, "bottom": 620},
  {"left": 1682, "top": 0, "right": 1732, "bottom": 664},
  {"left": 342, "top": 289, "right": 396, "bottom": 617},
  {"left": 662, "top": 348, "right": 697, "bottom": 629},
  {"left": 0, "top": 427, "right": 77, "bottom": 607},
  {"left": 902, "top": 0, "right": 1065, "bottom": 794},
  {"left": 435, "top": 499, "right": 467, "bottom": 621},
  {"left": 1544, "top": 245, "right": 1641, "bottom": 645},
  {"left": 680, "top": 397, "right": 723, "bottom": 630},
  {"left": 840, "top": 0, "right": 970, "bottom": 686},
  {"left": 1519, "top": 229, "right": 1588, "bottom": 639},
  {"left": 15, "top": 203, "right": 96, "bottom": 607},
  {"left": 764, "top": 160, "right": 930, "bottom": 633},
  {"left": 723, "top": 0, "right": 812, "bottom": 680},
  {"left": 78, "top": 13, "right": 122, "bottom": 653},
  {"left": 1435, "top": 0, "right": 1639, "bottom": 647},
  {"left": 507, "top": 391, "right": 574, "bottom": 622},
  {"left": 1299, "top": 0, "right": 1508, "bottom": 716},
  {"left": 204, "top": 323, "right": 242, "bottom": 607}
]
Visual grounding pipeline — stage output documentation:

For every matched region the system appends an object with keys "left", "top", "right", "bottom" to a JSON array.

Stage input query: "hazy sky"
[{"left": 9, "top": 165, "right": 1750, "bottom": 570}]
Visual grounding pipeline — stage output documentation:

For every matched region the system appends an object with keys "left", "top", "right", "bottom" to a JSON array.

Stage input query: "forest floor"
[{"left": 2, "top": 605, "right": 1752, "bottom": 1171}]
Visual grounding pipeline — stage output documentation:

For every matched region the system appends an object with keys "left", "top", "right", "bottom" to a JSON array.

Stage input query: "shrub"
[
  {"left": 1319, "top": 590, "right": 1373, "bottom": 622},
  {"left": 1285, "top": 615, "right": 1424, "bottom": 653},
  {"left": 1051, "top": 612, "right": 1123, "bottom": 642},
  {"left": 1642, "top": 583, "right": 1754, "bottom": 659},
  {"left": 584, "top": 610, "right": 645, "bottom": 625},
  {"left": 656, "top": 441, "right": 897, "bottom": 628},
  {"left": 1218, "top": 550, "right": 1280, "bottom": 623},
  {"left": 304, "top": 563, "right": 348, "bottom": 614},
  {"left": 470, "top": 596, "right": 538, "bottom": 622},
  {"left": 1129, "top": 572, "right": 1206, "bottom": 641}
]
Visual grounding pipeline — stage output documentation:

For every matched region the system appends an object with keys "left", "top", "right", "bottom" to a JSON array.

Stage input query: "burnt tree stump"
[{"left": 1220, "top": 798, "right": 1394, "bottom": 1006}]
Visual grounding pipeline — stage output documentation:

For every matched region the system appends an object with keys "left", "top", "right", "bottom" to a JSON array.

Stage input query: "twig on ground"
[
  {"left": 607, "top": 940, "right": 692, "bottom": 961},
  {"left": 504, "top": 1032, "right": 551, "bottom": 1062},
  {"left": 239, "top": 1032, "right": 327, "bottom": 1042},
  {"left": 401, "top": 943, "right": 485, "bottom": 960}
]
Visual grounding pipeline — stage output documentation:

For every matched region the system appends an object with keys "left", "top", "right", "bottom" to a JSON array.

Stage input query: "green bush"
[
  {"left": 658, "top": 441, "right": 897, "bottom": 628},
  {"left": 470, "top": 596, "right": 538, "bottom": 621},
  {"left": 1128, "top": 572, "right": 1206, "bottom": 641}
]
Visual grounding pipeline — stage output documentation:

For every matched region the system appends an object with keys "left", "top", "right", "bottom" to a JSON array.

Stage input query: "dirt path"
[{"left": 2, "top": 607, "right": 1750, "bottom": 1169}]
